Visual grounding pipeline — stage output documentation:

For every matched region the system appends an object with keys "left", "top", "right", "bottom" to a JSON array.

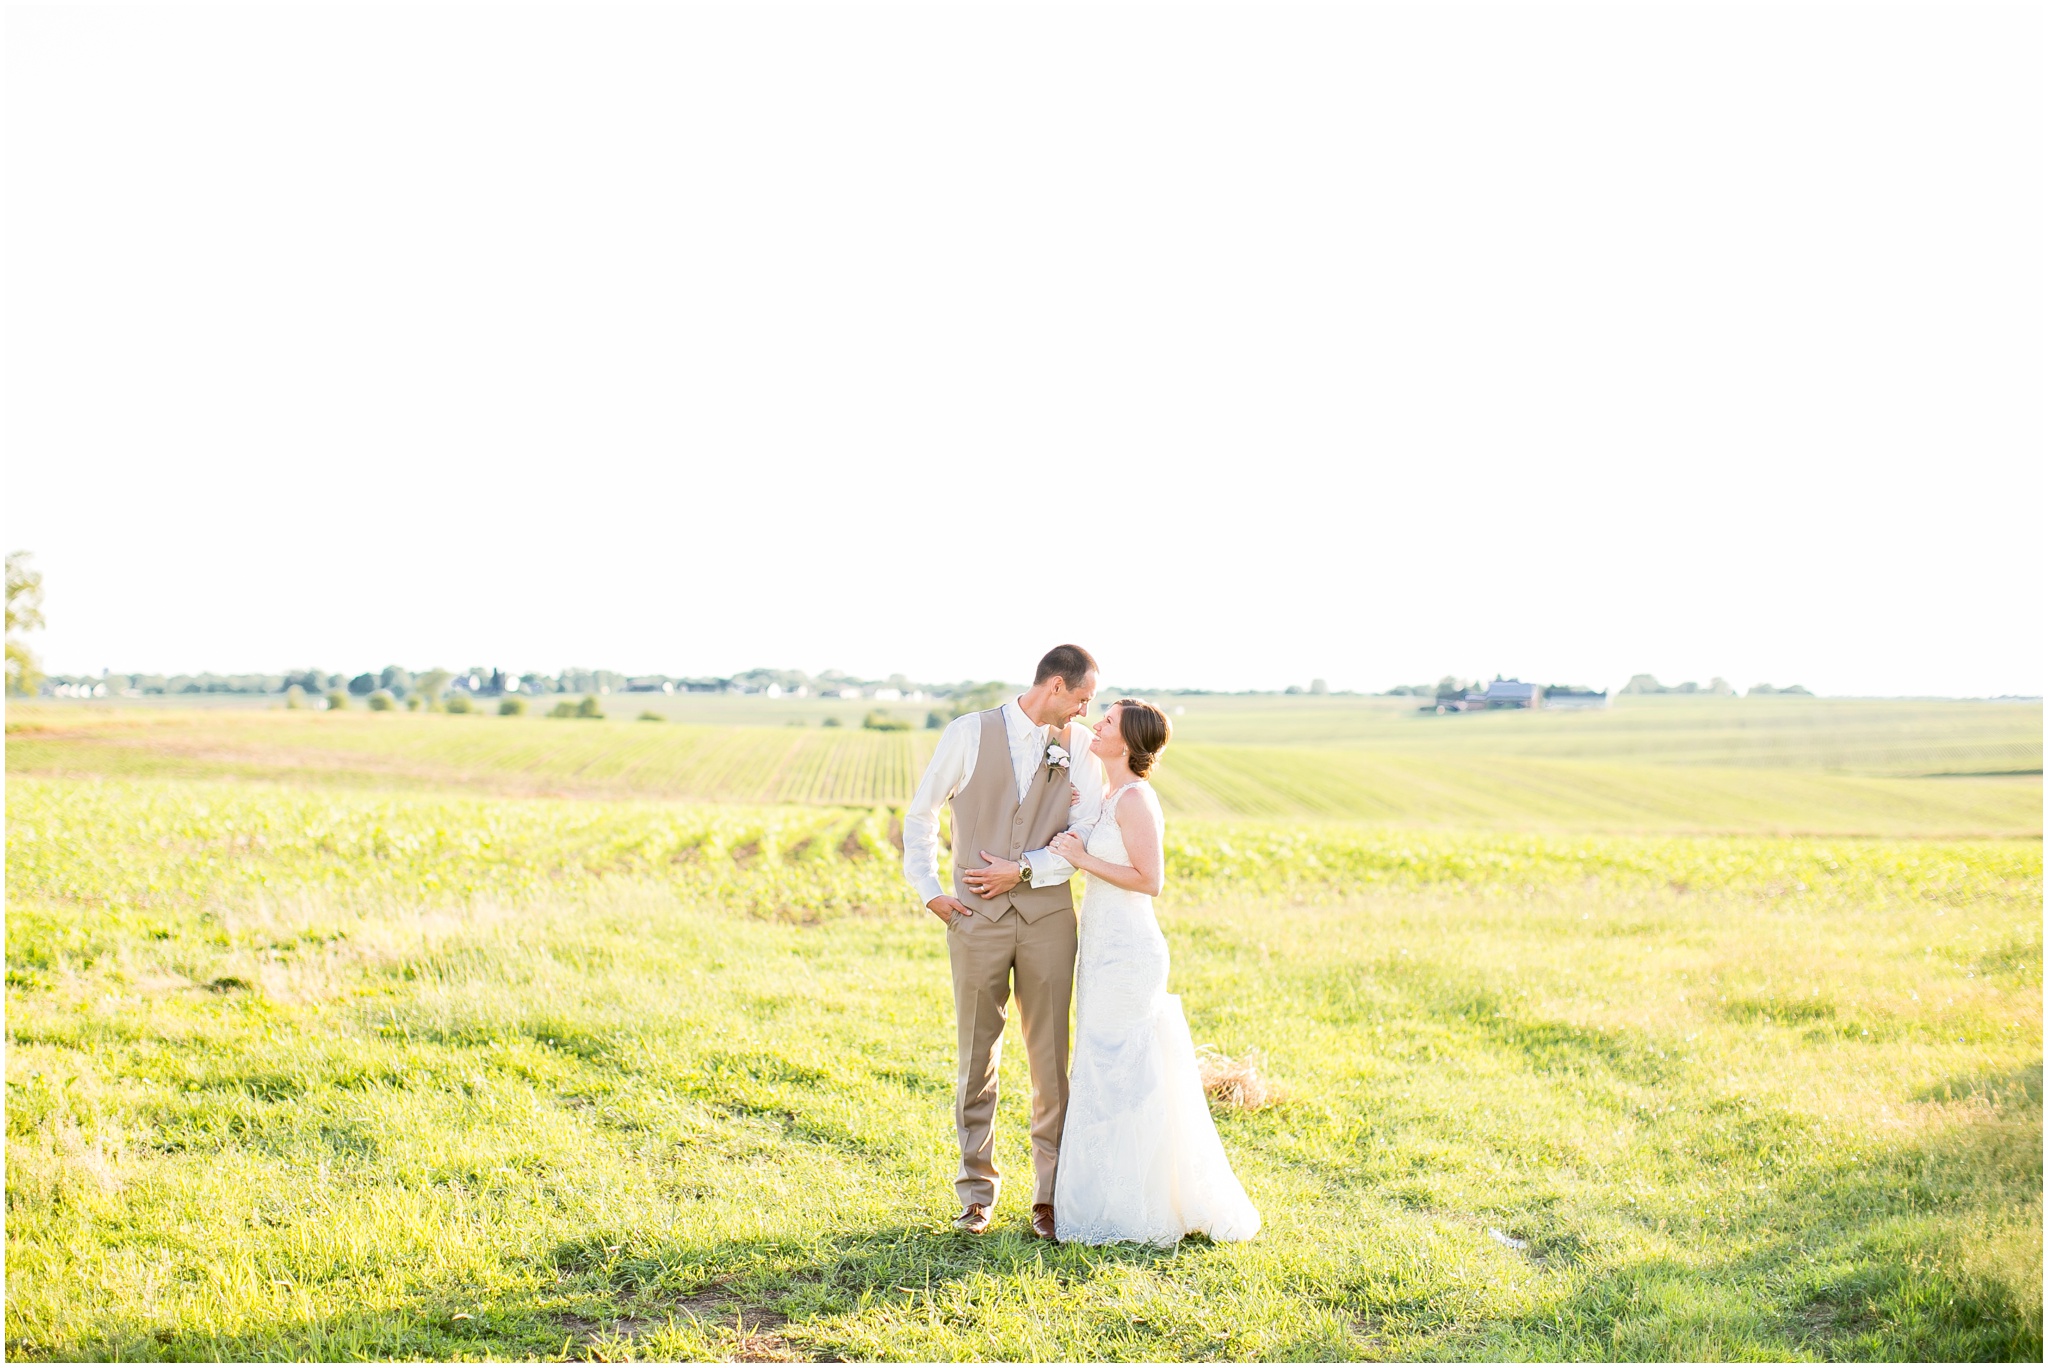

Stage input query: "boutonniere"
[{"left": 1044, "top": 743, "right": 1071, "bottom": 782}]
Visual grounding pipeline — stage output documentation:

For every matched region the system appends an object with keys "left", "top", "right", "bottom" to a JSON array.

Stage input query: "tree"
[
  {"left": 414, "top": 668, "right": 453, "bottom": 710},
  {"left": 6, "top": 551, "right": 45, "bottom": 696},
  {"left": 944, "top": 681, "right": 1011, "bottom": 721},
  {"left": 348, "top": 673, "right": 377, "bottom": 696}
]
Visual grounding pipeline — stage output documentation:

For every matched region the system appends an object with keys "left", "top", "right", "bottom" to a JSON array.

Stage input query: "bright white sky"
[{"left": 4, "top": 3, "right": 2041, "bottom": 696}]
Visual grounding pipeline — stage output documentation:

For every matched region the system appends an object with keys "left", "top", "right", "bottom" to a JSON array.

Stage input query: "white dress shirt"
[{"left": 902, "top": 697, "right": 1107, "bottom": 908}]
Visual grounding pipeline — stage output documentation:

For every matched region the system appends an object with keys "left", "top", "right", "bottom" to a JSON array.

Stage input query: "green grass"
[
  {"left": 6, "top": 775, "right": 2041, "bottom": 1360},
  {"left": 10, "top": 704, "right": 2040, "bottom": 836}
]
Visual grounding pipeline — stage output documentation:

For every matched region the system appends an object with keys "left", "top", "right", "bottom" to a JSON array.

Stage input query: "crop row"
[{"left": 10, "top": 779, "right": 2037, "bottom": 931}]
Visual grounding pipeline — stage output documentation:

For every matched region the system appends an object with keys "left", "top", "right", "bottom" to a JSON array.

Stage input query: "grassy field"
[
  {"left": 1153, "top": 694, "right": 2041, "bottom": 772},
  {"left": 8, "top": 702, "right": 2039, "bottom": 837},
  {"left": 5, "top": 702, "right": 2041, "bottom": 1360},
  {"left": 46, "top": 692, "right": 2041, "bottom": 776}
]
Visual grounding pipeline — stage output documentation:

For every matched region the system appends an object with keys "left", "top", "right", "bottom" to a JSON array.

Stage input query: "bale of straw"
[{"left": 1195, "top": 1044, "right": 1284, "bottom": 1111}]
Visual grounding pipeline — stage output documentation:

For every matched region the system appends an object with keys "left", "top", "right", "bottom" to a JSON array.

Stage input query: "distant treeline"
[
  {"left": 41, "top": 666, "right": 1005, "bottom": 701},
  {"left": 35, "top": 666, "right": 1819, "bottom": 702},
  {"left": 43, "top": 668, "right": 1357, "bottom": 702},
  {"left": 1382, "top": 676, "right": 1607, "bottom": 701},
  {"left": 1382, "top": 674, "right": 1814, "bottom": 701},
  {"left": 1618, "top": 674, "right": 1812, "bottom": 697}
]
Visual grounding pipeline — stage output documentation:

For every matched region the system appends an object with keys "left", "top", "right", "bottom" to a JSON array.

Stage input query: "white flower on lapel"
[{"left": 1045, "top": 743, "right": 1071, "bottom": 781}]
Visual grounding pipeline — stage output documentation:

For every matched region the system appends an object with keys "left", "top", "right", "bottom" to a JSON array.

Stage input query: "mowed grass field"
[{"left": 5, "top": 699, "right": 2042, "bottom": 1360}]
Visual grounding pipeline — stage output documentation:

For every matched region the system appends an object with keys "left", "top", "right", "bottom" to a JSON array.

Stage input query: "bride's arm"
[{"left": 1047, "top": 789, "right": 1164, "bottom": 897}]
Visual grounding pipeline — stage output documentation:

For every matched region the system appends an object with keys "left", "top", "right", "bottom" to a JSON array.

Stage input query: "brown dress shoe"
[
  {"left": 1031, "top": 1203, "right": 1058, "bottom": 1240},
  {"left": 954, "top": 1203, "right": 992, "bottom": 1235}
]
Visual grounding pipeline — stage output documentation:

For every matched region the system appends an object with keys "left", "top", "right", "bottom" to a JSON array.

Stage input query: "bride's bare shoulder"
[{"left": 1117, "top": 783, "right": 1162, "bottom": 827}]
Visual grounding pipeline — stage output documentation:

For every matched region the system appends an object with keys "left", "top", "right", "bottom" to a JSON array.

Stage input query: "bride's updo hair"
[{"left": 1114, "top": 698, "right": 1172, "bottom": 777}]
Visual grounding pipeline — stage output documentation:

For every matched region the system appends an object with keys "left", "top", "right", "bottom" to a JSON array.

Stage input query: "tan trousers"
[{"left": 946, "top": 904, "right": 1077, "bottom": 1210}]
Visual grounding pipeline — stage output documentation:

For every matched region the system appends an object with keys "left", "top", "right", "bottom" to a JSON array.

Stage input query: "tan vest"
[{"left": 951, "top": 708, "right": 1075, "bottom": 923}]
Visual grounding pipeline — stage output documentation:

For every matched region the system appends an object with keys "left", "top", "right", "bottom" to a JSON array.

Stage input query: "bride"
[{"left": 1047, "top": 699, "right": 1261, "bottom": 1246}]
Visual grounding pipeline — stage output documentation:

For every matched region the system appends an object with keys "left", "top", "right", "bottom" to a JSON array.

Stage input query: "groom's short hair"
[{"left": 1034, "top": 644, "right": 1098, "bottom": 689}]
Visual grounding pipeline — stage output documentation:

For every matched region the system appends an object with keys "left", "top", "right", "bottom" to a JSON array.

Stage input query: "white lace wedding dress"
[{"left": 1053, "top": 780, "right": 1261, "bottom": 1246}]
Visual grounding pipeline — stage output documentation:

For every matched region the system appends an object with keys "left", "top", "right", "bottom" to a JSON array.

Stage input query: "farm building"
[
  {"left": 1424, "top": 679, "right": 1609, "bottom": 713},
  {"left": 1541, "top": 686, "right": 1609, "bottom": 710},
  {"left": 1482, "top": 680, "right": 1538, "bottom": 708}
]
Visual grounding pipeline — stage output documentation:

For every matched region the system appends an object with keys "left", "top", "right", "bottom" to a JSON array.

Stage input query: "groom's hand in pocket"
[{"left": 927, "top": 895, "right": 972, "bottom": 926}]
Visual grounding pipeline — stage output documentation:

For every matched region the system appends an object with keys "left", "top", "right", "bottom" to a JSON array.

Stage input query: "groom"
[{"left": 902, "top": 644, "right": 1105, "bottom": 1238}]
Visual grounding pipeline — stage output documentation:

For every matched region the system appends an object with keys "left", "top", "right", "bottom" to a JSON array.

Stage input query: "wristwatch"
[{"left": 1017, "top": 859, "right": 1033, "bottom": 887}]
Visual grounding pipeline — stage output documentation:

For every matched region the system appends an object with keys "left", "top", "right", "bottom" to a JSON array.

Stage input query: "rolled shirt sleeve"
[{"left": 902, "top": 714, "right": 977, "bottom": 907}]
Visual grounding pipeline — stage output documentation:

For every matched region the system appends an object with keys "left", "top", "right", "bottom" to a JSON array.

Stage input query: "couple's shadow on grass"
[
  {"left": 121, "top": 1221, "right": 1183, "bottom": 1362},
  {"left": 544, "top": 1218, "right": 1192, "bottom": 1351}
]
